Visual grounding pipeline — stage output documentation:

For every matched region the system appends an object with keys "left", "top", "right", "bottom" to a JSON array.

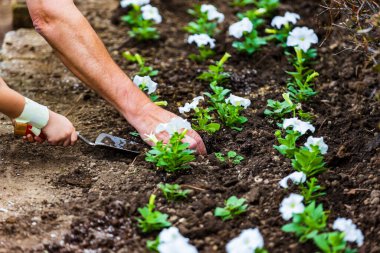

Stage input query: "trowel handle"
[{"left": 14, "top": 121, "right": 47, "bottom": 140}]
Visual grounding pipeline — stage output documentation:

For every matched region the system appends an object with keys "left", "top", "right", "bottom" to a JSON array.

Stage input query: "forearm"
[
  {"left": 26, "top": 0, "right": 151, "bottom": 120},
  {"left": 0, "top": 78, "right": 25, "bottom": 118}
]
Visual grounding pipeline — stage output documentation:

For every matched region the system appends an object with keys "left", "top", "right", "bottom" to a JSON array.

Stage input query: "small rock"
[
  {"left": 6, "top": 216, "right": 17, "bottom": 224},
  {"left": 244, "top": 187, "right": 260, "bottom": 204},
  {"left": 371, "top": 197, "right": 380, "bottom": 205}
]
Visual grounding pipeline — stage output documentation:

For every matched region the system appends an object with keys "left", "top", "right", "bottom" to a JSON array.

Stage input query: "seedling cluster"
[
  {"left": 116, "top": 1, "right": 365, "bottom": 252},
  {"left": 264, "top": 12, "right": 364, "bottom": 253},
  {"left": 120, "top": 0, "right": 162, "bottom": 40}
]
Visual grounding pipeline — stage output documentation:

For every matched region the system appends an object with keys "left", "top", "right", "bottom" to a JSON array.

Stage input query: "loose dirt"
[{"left": 0, "top": 0, "right": 379, "bottom": 253}]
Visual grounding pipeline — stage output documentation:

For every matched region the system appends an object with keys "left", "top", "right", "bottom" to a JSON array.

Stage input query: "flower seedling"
[
  {"left": 158, "top": 183, "right": 190, "bottom": 202},
  {"left": 120, "top": 3, "right": 161, "bottom": 40},
  {"left": 145, "top": 130, "right": 195, "bottom": 173},
  {"left": 187, "top": 34, "right": 216, "bottom": 62},
  {"left": 191, "top": 106, "right": 221, "bottom": 134},
  {"left": 137, "top": 194, "right": 171, "bottom": 233},
  {"left": 229, "top": 18, "right": 267, "bottom": 55},
  {"left": 214, "top": 196, "right": 248, "bottom": 221},
  {"left": 214, "top": 94, "right": 250, "bottom": 131},
  {"left": 215, "top": 151, "right": 244, "bottom": 165},
  {"left": 291, "top": 146, "right": 326, "bottom": 177},
  {"left": 300, "top": 178, "right": 326, "bottom": 204},
  {"left": 205, "top": 84, "right": 250, "bottom": 131},
  {"left": 332, "top": 218, "right": 364, "bottom": 247},
  {"left": 265, "top": 93, "right": 296, "bottom": 119},
  {"left": 266, "top": 12, "right": 300, "bottom": 45},
  {"left": 266, "top": 93, "right": 313, "bottom": 121},
  {"left": 226, "top": 228, "right": 268, "bottom": 253},
  {"left": 274, "top": 117, "right": 316, "bottom": 157},
  {"left": 274, "top": 129, "right": 301, "bottom": 158},
  {"left": 313, "top": 232, "right": 358, "bottom": 253},
  {"left": 185, "top": 4, "right": 224, "bottom": 36},
  {"left": 198, "top": 53, "right": 231, "bottom": 84},
  {"left": 282, "top": 201, "right": 328, "bottom": 243},
  {"left": 286, "top": 47, "right": 320, "bottom": 102},
  {"left": 179, "top": 96, "right": 220, "bottom": 134},
  {"left": 122, "top": 51, "right": 159, "bottom": 77},
  {"left": 132, "top": 75, "right": 167, "bottom": 106}
]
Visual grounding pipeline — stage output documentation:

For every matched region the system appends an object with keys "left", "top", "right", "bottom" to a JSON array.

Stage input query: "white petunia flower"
[
  {"left": 133, "top": 75, "right": 157, "bottom": 94},
  {"left": 158, "top": 227, "right": 198, "bottom": 253},
  {"left": 283, "top": 118, "right": 315, "bottom": 135},
  {"left": 279, "top": 171, "right": 307, "bottom": 189},
  {"left": 333, "top": 218, "right": 364, "bottom": 246},
  {"left": 229, "top": 18, "right": 253, "bottom": 39},
  {"left": 305, "top": 136, "right": 328, "bottom": 154},
  {"left": 225, "top": 94, "right": 251, "bottom": 109},
  {"left": 159, "top": 227, "right": 188, "bottom": 244},
  {"left": 141, "top": 4, "right": 162, "bottom": 24},
  {"left": 271, "top": 16, "right": 288, "bottom": 29},
  {"left": 271, "top": 12, "right": 300, "bottom": 29},
  {"left": 286, "top": 27, "right": 318, "bottom": 52},
  {"left": 188, "top": 34, "right": 216, "bottom": 48},
  {"left": 201, "top": 4, "right": 225, "bottom": 23},
  {"left": 179, "top": 96, "right": 204, "bottom": 114},
  {"left": 155, "top": 117, "right": 192, "bottom": 136},
  {"left": 280, "top": 193, "right": 305, "bottom": 220},
  {"left": 284, "top": 12, "right": 301, "bottom": 24},
  {"left": 120, "top": 0, "right": 150, "bottom": 8},
  {"left": 226, "top": 228, "right": 264, "bottom": 253}
]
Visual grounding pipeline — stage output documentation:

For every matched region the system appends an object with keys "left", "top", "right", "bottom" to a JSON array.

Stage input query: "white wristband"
[{"left": 16, "top": 98, "right": 49, "bottom": 132}]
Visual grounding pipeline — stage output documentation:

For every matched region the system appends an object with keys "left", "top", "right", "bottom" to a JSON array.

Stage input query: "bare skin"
[
  {"left": 0, "top": 77, "right": 77, "bottom": 146},
  {"left": 25, "top": 0, "right": 207, "bottom": 154}
]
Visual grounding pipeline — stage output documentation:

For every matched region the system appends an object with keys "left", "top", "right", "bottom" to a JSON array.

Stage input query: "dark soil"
[{"left": 0, "top": 0, "right": 379, "bottom": 253}]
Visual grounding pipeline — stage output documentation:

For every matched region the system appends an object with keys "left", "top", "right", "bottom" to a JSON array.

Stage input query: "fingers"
[
  {"left": 34, "top": 136, "right": 45, "bottom": 143},
  {"left": 185, "top": 130, "right": 207, "bottom": 155},
  {"left": 70, "top": 131, "right": 78, "bottom": 146},
  {"left": 24, "top": 134, "right": 35, "bottom": 143}
]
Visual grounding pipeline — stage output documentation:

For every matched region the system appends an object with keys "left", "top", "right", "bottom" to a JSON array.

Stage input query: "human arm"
[
  {"left": 0, "top": 77, "right": 77, "bottom": 146},
  {"left": 26, "top": 0, "right": 207, "bottom": 154}
]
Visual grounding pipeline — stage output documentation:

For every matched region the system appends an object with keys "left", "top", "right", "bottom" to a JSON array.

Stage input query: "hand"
[
  {"left": 127, "top": 102, "right": 207, "bottom": 155},
  {"left": 24, "top": 110, "right": 77, "bottom": 146}
]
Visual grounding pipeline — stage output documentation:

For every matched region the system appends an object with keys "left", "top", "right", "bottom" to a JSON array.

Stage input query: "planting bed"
[{"left": 0, "top": 0, "right": 379, "bottom": 252}]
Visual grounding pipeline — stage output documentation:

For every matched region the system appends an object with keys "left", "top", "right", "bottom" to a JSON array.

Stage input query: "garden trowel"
[
  {"left": 77, "top": 132, "right": 140, "bottom": 155},
  {"left": 13, "top": 121, "right": 140, "bottom": 154}
]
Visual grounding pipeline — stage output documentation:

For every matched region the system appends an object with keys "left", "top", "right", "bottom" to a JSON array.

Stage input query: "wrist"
[
  {"left": 118, "top": 80, "right": 152, "bottom": 122},
  {"left": 15, "top": 97, "right": 49, "bottom": 136}
]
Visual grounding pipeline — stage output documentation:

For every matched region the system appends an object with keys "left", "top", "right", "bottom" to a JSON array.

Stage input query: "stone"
[
  {"left": 1, "top": 29, "right": 52, "bottom": 60},
  {"left": 244, "top": 187, "right": 260, "bottom": 204}
]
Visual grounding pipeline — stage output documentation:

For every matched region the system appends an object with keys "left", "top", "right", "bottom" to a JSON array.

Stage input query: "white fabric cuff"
[{"left": 17, "top": 98, "right": 49, "bottom": 130}]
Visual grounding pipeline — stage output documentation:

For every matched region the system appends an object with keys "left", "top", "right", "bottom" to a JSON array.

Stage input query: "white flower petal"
[
  {"left": 229, "top": 18, "right": 253, "bottom": 39},
  {"left": 333, "top": 218, "right": 364, "bottom": 246},
  {"left": 305, "top": 136, "right": 328, "bottom": 154},
  {"left": 279, "top": 172, "right": 307, "bottom": 188},
  {"left": 188, "top": 34, "right": 215, "bottom": 48},
  {"left": 141, "top": 4, "right": 162, "bottom": 24},
  {"left": 225, "top": 94, "right": 251, "bottom": 109},
  {"left": 226, "top": 228, "right": 264, "bottom": 253},
  {"left": 283, "top": 118, "right": 315, "bottom": 135},
  {"left": 280, "top": 194, "right": 305, "bottom": 220},
  {"left": 286, "top": 27, "right": 318, "bottom": 52}
]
